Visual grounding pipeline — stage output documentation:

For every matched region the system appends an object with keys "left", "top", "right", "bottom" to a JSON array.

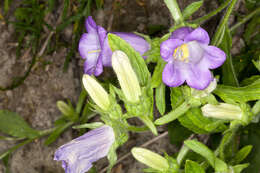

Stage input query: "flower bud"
[
  {"left": 131, "top": 147, "right": 169, "bottom": 171},
  {"left": 82, "top": 74, "right": 110, "bottom": 111},
  {"left": 56, "top": 101, "right": 74, "bottom": 117},
  {"left": 201, "top": 103, "right": 243, "bottom": 120},
  {"left": 112, "top": 50, "right": 141, "bottom": 103}
]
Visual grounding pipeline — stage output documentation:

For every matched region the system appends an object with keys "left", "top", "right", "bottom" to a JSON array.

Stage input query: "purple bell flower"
[
  {"left": 160, "top": 27, "right": 226, "bottom": 90},
  {"left": 54, "top": 125, "right": 115, "bottom": 173},
  {"left": 79, "top": 16, "right": 150, "bottom": 76}
]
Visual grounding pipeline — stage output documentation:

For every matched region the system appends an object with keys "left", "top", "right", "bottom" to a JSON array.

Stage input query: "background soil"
[{"left": 0, "top": 0, "right": 244, "bottom": 172}]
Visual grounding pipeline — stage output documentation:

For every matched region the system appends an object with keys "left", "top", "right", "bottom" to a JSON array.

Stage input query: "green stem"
[
  {"left": 212, "top": 0, "right": 238, "bottom": 46},
  {"left": 230, "top": 7, "right": 260, "bottom": 32},
  {"left": 154, "top": 102, "right": 190, "bottom": 125},
  {"left": 192, "top": 0, "right": 232, "bottom": 24},
  {"left": 164, "top": 0, "right": 184, "bottom": 24}
]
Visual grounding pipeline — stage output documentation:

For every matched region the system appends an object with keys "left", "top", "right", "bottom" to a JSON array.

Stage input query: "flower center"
[
  {"left": 88, "top": 49, "right": 101, "bottom": 54},
  {"left": 173, "top": 44, "right": 189, "bottom": 63}
]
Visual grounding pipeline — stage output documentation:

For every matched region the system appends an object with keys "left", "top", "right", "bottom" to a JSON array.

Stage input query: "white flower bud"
[
  {"left": 82, "top": 74, "right": 110, "bottom": 111},
  {"left": 112, "top": 50, "right": 141, "bottom": 103},
  {"left": 201, "top": 103, "right": 243, "bottom": 120},
  {"left": 131, "top": 147, "right": 169, "bottom": 171}
]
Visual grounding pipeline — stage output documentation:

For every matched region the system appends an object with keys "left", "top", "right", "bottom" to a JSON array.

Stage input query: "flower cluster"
[{"left": 78, "top": 16, "right": 150, "bottom": 76}]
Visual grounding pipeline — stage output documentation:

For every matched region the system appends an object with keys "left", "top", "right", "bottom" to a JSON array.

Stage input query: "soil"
[{"left": 0, "top": 0, "right": 243, "bottom": 173}]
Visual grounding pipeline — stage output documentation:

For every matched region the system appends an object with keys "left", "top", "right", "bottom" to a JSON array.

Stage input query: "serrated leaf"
[
  {"left": 183, "top": 1, "right": 203, "bottom": 20},
  {"left": 185, "top": 160, "right": 205, "bottom": 173},
  {"left": 0, "top": 110, "right": 39, "bottom": 138},
  {"left": 214, "top": 79, "right": 260, "bottom": 103},
  {"left": 231, "top": 145, "right": 252, "bottom": 164},
  {"left": 155, "top": 83, "right": 166, "bottom": 115},
  {"left": 108, "top": 33, "right": 150, "bottom": 86}
]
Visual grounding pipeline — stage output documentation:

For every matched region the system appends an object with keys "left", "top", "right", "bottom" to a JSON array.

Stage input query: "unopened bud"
[
  {"left": 201, "top": 103, "right": 243, "bottom": 120},
  {"left": 57, "top": 101, "right": 74, "bottom": 116},
  {"left": 82, "top": 74, "right": 110, "bottom": 111},
  {"left": 112, "top": 50, "right": 141, "bottom": 103},
  {"left": 131, "top": 147, "right": 169, "bottom": 171}
]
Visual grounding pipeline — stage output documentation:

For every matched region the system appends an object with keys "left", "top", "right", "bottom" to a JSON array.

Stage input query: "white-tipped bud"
[
  {"left": 112, "top": 50, "right": 141, "bottom": 103},
  {"left": 192, "top": 78, "right": 217, "bottom": 98},
  {"left": 82, "top": 74, "right": 110, "bottom": 111},
  {"left": 201, "top": 103, "right": 243, "bottom": 120},
  {"left": 131, "top": 147, "right": 169, "bottom": 171}
]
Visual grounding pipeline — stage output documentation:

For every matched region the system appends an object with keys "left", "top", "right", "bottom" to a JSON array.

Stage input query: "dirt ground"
[{"left": 0, "top": 0, "right": 244, "bottom": 172}]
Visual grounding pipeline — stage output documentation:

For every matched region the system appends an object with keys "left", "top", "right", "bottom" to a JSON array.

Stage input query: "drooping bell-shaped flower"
[
  {"left": 160, "top": 27, "right": 226, "bottom": 90},
  {"left": 54, "top": 125, "right": 115, "bottom": 173},
  {"left": 131, "top": 147, "right": 169, "bottom": 171},
  {"left": 78, "top": 16, "right": 150, "bottom": 76},
  {"left": 82, "top": 74, "right": 110, "bottom": 111},
  {"left": 112, "top": 50, "right": 141, "bottom": 103},
  {"left": 201, "top": 103, "right": 243, "bottom": 120}
]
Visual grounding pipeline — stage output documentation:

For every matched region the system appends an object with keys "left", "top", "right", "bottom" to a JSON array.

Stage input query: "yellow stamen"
[
  {"left": 88, "top": 49, "right": 101, "bottom": 54},
  {"left": 173, "top": 44, "right": 189, "bottom": 63}
]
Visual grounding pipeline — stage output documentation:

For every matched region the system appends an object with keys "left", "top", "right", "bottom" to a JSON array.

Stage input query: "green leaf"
[
  {"left": 231, "top": 145, "right": 252, "bottom": 164},
  {"left": 108, "top": 33, "right": 150, "bottom": 86},
  {"left": 219, "top": 27, "right": 239, "bottom": 86},
  {"left": 168, "top": 121, "right": 192, "bottom": 146},
  {"left": 0, "top": 110, "right": 39, "bottom": 138},
  {"left": 183, "top": 1, "right": 203, "bottom": 20},
  {"left": 155, "top": 102, "right": 190, "bottom": 125},
  {"left": 232, "top": 163, "right": 250, "bottom": 173},
  {"left": 178, "top": 108, "right": 227, "bottom": 134},
  {"left": 252, "top": 57, "right": 260, "bottom": 72},
  {"left": 185, "top": 160, "right": 205, "bottom": 173},
  {"left": 184, "top": 140, "right": 215, "bottom": 167},
  {"left": 151, "top": 59, "right": 166, "bottom": 88},
  {"left": 170, "top": 87, "right": 184, "bottom": 109},
  {"left": 155, "top": 83, "right": 166, "bottom": 115},
  {"left": 184, "top": 140, "right": 228, "bottom": 171},
  {"left": 214, "top": 79, "right": 260, "bottom": 103}
]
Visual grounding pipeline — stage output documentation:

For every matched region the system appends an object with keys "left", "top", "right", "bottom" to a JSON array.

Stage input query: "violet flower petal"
[
  {"left": 101, "top": 32, "right": 150, "bottom": 66},
  {"left": 85, "top": 16, "right": 98, "bottom": 33},
  {"left": 170, "top": 27, "right": 193, "bottom": 40},
  {"left": 184, "top": 27, "right": 210, "bottom": 45},
  {"left": 185, "top": 63, "right": 213, "bottom": 90},
  {"left": 162, "top": 62, "right": 185, "bottom": 87},
  {"left": 160, "top": 39, "right": 184, "bottom": 62},
  {"left": 202, "top": 45, "right": 226, "bottom": 69},
  {"left": 54, "top": 125, "right": 115, "bottom": 173}
]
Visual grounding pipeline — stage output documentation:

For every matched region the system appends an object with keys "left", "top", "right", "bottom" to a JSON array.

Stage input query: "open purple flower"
[
  {"left": 160, "top": 27, "right": 226, "bottom": 90},
  {"left": 79, "top": 16, "right": 150, "bottom": 76},
  {"left": 54, "top": 125, "right": 115, "bottom": 173}
]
